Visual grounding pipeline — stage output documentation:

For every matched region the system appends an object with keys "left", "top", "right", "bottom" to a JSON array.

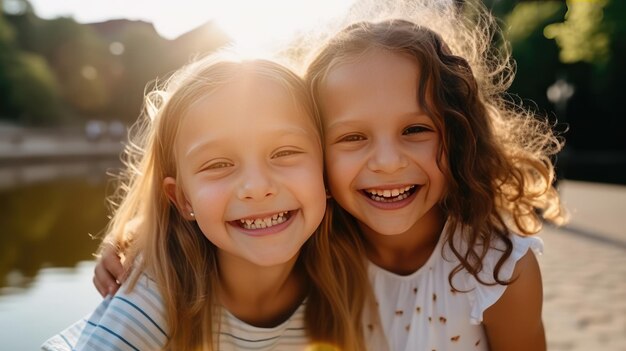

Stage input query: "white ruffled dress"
[{"left": 363, "top": 221, "right": 543, "bottom": 351}]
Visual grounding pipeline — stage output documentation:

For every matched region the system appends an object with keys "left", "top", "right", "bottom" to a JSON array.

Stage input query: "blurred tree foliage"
[
  {"left": 501, "top": 1, "right": 566, "bottom": 112},
  {"left": 0, "top": 2, "right": 62, "bottom": 124},
  {"left": 0, "top": 0, "right": 624, "bottom": 165},
  {"left": 0, "top": 0, "right": 229, "bottom": 126},
  {"left": 489, "top": 0, "right": 626, "bottom": 159},
  {"left": 487, "top": 0, "right": 626, "bottom": 183}
]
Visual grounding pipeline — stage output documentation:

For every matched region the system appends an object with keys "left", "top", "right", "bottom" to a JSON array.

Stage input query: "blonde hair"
[
  {"left": 101, "top": 53, "right": 367, "bottom": 350},
  {"left": 300, "top": 0, "right": 567, "bottom": 288}
]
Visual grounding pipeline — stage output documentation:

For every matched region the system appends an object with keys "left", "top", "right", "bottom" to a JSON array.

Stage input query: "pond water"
[{"left": 0, "top": 159, "right": 121, "bottom": 350}]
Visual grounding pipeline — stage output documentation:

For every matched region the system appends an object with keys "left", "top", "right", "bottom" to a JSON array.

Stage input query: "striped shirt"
[{"left": 41, "top": 273, "right": 309, "bottom": 351}]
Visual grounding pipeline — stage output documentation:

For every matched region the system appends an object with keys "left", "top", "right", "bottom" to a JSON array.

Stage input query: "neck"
[
  {"left": 216, "top": 252, "right": 307, "bottom": 328},
  {"left": 362, "top": 206, "right": 446, "bottom": 275}
]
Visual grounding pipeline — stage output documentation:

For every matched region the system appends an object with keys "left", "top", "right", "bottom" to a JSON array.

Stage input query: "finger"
[
  {"left": 94, "top": 260, "right": 120, "bottom": 296},
  {"left": 93, "top": 274, "right": 109, "bottom": 298},
  {"left": 101, "top": 244, "right": 126, "bottom": 283}
]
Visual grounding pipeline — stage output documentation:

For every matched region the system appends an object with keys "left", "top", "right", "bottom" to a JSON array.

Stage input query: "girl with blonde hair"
[
  {"left": 43, "top": 53, "right": 367, "bottom": 350},
  {"left": 93, "top": 1, "right": 567, "bottom": 350}
]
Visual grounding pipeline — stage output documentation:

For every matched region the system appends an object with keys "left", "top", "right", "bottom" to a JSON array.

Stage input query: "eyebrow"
[{"left": 184, "top": 126, "right": 314, "bottom": 158}]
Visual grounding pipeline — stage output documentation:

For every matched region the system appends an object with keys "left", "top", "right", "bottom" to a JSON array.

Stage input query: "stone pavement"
[{"left": 539, "top": 180, "right": 626, "bottom": 351}]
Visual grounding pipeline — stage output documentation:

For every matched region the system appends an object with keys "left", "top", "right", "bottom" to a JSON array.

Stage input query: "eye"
[
  {"left": 338, "top": 134, "right": 366, "bottom": 142},
  {"left": 198, "top": 159, "right": 233, "bottom": 172},
  {"left": 272, "top": 149, "right": 303, "bottom": 159},
  {"left": 206, "top": 161, "right": 233, "bottom": 170},
  {"left": 402, "top": 125, "right": 430, "bottom": 135}
]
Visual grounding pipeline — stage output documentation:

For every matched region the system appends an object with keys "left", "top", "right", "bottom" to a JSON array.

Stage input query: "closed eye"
[
  {"left": 272, "top": 150, "right": 302, "bottom": 159},
  {"left": 338, "top": 134, "right": 366, "bottom": 142},
  {"left": 200, "top": 161, "right": 234, "bottom": 171},
  {"left": 205, "top": 161, "right": 233, "bottom": 170}
]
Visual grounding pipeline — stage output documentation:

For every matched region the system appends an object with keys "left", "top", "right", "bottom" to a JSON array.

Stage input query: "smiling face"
[
  {"left": 165, "top": 73, "right": 326, "bottom": 267},
  {"left": 320, "top": 49, "right": 447, "bottom": 238}
]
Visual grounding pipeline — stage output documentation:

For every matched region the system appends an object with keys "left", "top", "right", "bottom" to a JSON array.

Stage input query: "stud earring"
[{"left": 190, "top": 211, "right": 195, "bottom": 217}]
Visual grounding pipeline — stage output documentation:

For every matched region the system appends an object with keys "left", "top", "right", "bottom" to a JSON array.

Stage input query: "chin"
[
  {"left": 372, "top": 227, "right": 412, "bottom": 236},
  {"left": 249, "top": 248, "right": 301, "bottom": 267},
  {"left": 363, "top": 221, "right": 415, "bottom": 237}
]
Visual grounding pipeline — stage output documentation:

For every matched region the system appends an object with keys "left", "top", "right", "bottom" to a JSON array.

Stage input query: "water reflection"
[
  {"left": 0, "top": 261, "right": 102, "bottom": 350},
  {"left": 0, "top": 159, "right": 121, "bottom": 291}
]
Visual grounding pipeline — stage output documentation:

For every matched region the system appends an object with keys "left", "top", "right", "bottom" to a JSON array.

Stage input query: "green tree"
[
  {"left": 8, "top": 12, "right": 111, "bottom": 119},
  {"left": 0, "top": 50, "right": 62, "bottom": 124},
  {"left": 503, "top": 1, "right": 567, "bottom": 111},
  {"left": 0, "top": 8, "right": 62, "bottom": 124}
]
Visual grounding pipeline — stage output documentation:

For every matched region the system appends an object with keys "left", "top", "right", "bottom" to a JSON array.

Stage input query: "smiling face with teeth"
[
  {"left": 164, "top": 71, "right": 326, "bottom": 268},
  {"left": 320, "top": 49, "right": 447, "bottom": 238}
]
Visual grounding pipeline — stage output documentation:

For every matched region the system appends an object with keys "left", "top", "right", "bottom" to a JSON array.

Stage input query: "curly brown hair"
[{"left": 305, "top": 13, "right": 566, "bottom": 288}]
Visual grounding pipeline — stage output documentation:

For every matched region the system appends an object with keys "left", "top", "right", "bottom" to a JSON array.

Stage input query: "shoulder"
[
  {"left": 472, "top": 232, "right": 543, "bottom": 285},
  {"left": 448, "top": 230, "right": 543, "bottom": 323},
  {"left": 41, "top": 272, "right": 169, "bottom": 351},
  {"left": 482, "top": 249, "right": 546, "bottom": 351},
  {"left": 485, "top": 249, "right": 542, "bottom": 314}
]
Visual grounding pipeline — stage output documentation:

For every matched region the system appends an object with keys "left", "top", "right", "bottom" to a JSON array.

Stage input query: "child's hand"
[{"left": 93, "top": 243, "right": 125, "bottom": 297}]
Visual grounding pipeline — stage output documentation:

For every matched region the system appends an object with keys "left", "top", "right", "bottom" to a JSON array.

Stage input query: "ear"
[{"left": 163, "top": 176, "right": 195, "bottom": 221}]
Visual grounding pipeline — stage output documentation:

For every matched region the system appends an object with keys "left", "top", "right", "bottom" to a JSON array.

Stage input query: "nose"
[
  {"left": 367, "top": 139, "right": 409, "bottom": 174},
  {"left": 237, "top": 163, "right": 278, "bottom": 201}
]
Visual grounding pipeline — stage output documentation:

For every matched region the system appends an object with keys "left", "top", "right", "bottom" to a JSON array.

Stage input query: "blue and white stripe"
[{"left": 42, "top": 272, "right": 310, "bottom": 351}]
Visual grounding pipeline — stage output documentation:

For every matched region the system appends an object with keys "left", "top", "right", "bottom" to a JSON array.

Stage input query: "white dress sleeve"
[{"left": 463, "top": 234, "right": 543, "bottom": 325}]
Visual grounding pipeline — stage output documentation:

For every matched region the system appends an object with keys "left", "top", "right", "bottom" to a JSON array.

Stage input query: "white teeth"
[
  {"left": 365, "top": 185, "right": 416, "bottom": 202},
  {"left": 365, "top": 185, "right": 415, "bottom": 198},
  {"left": 371, "top": 193, "right": 410, "bottom": 202},
  {"left": 239, "top": 211, "right": 289, "bottom": 230}
]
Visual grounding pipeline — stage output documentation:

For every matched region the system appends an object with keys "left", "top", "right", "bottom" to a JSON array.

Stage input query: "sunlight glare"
[
  {"left": 29, "top": 0, "right": 356, "bottom": 54},
  {"left": 206, "top": 0, "right": 356, "bottom": 54}
]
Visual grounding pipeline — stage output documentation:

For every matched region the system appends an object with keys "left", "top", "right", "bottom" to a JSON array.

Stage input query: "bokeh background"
[{"left": 0, "top": 0, "right": 624, "bottom": 350}]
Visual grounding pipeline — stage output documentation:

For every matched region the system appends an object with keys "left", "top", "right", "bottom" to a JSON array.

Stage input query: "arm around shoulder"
[{"left": 482, "top": 250, "right": 546, "bottom": 351}]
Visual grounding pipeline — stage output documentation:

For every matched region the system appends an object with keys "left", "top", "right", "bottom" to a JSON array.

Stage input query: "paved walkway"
[{"left": 540, "top": 180, "right": 626, "bottom": 351}]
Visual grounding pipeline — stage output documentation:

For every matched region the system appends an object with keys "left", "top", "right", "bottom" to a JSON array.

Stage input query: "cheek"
[
  {"left": 285, "top": 163, "right": 327, "bottom": 224},
  {"left": 324, "top": 154, "right": 356, "bottom": 210},
  {"left": 428, "top": 143, "right": 448, "bottom": 195},
  {"left": 324, "top": 149, "right": 355, "bottom": 186},
  {"left": 410, "top": 138, "right": 444, "bottom": 169},
  {"left": 324, "top": 161, "right": 346, "bottom": 201},
  {"left": 189, "top": 179, "right": 229, "bottom": 214},
  {"left": 293, "top": 162, "right": 326, "bottom": 195}
]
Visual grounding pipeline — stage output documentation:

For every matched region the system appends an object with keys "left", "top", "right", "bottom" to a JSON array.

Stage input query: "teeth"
[
  {"left": 365, "top": 185, "right": 415, "bottom": 199},
  {"left": 364, "top": 185, "right": 416, "bottom": 202},
  {"left": 371, "top": 193, "right": 410, "bottom": 202},
  {"left": 239, "top": 211, "right": 289, "bottom": 230}
]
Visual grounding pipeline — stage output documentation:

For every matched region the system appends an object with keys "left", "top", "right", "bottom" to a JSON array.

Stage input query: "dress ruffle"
[{"left": 459, "top": 234, "right": 544, "bottom": 325}]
